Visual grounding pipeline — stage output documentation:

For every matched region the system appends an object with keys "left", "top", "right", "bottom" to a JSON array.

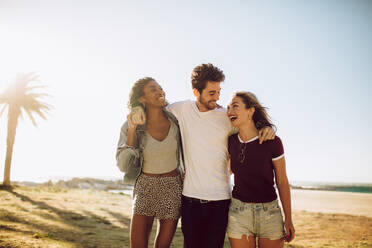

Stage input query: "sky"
[{"left": 0, "top": 0, "right": 371, "bottom": 184}]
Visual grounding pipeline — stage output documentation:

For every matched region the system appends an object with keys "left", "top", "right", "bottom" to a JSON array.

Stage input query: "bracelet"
[{"left": 124, "top": 144, "right": 134, "bottom": 149}]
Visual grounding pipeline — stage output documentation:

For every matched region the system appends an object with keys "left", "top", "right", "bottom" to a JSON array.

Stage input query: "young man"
[{"left": 167, "top": 63, "right": 274, "bottom": 248}]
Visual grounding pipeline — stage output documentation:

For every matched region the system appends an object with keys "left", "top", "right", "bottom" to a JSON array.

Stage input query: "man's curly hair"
[{"left": 191, "top": 63, "right": 225, "bottom": 93}]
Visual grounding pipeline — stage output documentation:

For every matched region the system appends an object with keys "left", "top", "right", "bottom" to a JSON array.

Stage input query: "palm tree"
[{"left": 0, "top": 73, "right": 51, "bottom": 186}]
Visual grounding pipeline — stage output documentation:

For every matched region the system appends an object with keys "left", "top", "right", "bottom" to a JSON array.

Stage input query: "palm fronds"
[{"left": 0, "top": 73, "right": 52, "bottom": 185}]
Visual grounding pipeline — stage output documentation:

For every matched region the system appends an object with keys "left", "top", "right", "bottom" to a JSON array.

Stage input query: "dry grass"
[{"left": 0, "top": 185, "right": 371, "bottom": 248}]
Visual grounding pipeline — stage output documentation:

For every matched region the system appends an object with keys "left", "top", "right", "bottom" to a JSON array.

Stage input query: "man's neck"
[{"left": 195, "top": 100, "right": 213, "bottom": 112}]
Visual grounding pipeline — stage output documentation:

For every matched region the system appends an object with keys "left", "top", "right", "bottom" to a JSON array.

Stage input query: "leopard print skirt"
[{"left": 133, "top": 173, "right": 182, "bottom": 220}]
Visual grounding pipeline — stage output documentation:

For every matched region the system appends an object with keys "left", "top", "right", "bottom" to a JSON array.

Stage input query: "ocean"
[
  {"left": 290, "top": 181, "right": 372, "bottom": 194},
  {"left": 15, "top": 176, "right": 372, "bottom": 195},
  {"left": 110, "top": 181, "right": 372, "bottom": 195}
]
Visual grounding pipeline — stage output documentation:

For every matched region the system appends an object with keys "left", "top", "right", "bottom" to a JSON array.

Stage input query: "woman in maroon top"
[{"left": 226, "top": 91, "right": 295, "bottom": 248}]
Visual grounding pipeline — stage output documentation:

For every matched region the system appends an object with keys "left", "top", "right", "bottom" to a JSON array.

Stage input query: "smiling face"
[
  {"left": 194, "top": 81, "right": 221, "bottom": 111},
  {"left": 227, "top": 96, "right": 255, "bottom": 127},
  {"left": 139, "top": 81, "right": 166, "bottom": 108}
]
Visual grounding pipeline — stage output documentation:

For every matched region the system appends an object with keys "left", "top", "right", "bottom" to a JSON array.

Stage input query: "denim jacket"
[{"left": 116, "top": 110, "right": 185, "bottom": 185}]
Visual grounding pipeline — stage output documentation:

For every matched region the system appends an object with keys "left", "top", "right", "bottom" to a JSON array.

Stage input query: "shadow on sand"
[{"left": 0, "top": 186, "right": 131, "bottom": 248}]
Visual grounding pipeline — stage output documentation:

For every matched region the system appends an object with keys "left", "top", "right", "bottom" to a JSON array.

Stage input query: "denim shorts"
[{"left": 227, "top": 198, "right": 285, "bottom": 240}]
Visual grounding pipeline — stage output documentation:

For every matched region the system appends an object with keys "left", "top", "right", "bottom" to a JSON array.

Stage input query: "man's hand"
[
  {"left": 258, "top": 126, "right": 275, "bottom": 144},
  {"left": 127, "top": 106, "right": 146, "bottom": 130}
]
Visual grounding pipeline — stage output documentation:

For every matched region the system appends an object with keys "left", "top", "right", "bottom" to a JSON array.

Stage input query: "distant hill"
[{"left": 15, "top": 177, "right": 131, "bottom": 191}]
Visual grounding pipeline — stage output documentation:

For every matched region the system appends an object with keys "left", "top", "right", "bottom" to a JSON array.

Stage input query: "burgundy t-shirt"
[{"left": 228, "top": 134, "right": 284, "bottom": 203}]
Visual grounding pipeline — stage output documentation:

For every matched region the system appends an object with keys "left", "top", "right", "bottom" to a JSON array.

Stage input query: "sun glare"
[{"left": 0, "top": 72, "right": 19, "bottom": 92}]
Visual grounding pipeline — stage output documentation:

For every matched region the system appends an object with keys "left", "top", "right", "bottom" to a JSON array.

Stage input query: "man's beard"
[{"left": 198, "top": 95, "right": 217, "bottom": 110}]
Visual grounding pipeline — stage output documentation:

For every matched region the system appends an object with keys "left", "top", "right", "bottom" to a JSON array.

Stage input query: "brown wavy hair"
[
  {"left": 127, "top": 77, "right": 155, "bottom": 110},
  {"left": 234, "top": 91, "right": 275, "bottom": 130},
  {"left": 191, "top": 63, "right": 225, "bottom": 93}
]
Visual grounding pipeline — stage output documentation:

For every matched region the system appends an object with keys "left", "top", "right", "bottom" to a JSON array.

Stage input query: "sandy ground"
[
  {"left": 292, "top": 189, "right": 372, "bottom": 217},
  {"left": 1, "top": 186, "right": 371, "bottom": 248}
]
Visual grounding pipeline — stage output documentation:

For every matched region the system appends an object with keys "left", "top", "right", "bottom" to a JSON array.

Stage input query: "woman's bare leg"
[
  {"left": 258, "top": 237, "right": 283, "bottom": 248},
  {"left": 130, "top": 214, "right": 154, "bottom": 248},
  {"left": 229, "top": 235, "right": 256, "bottom": 248},
  {"left": 154, "top": 218, "right": 178, "bottom": 248}
]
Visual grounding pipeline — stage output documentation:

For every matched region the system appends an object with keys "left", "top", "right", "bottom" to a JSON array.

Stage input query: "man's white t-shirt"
[{"left": 168, "top": 100, "right": 233, "bottom": 200}]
